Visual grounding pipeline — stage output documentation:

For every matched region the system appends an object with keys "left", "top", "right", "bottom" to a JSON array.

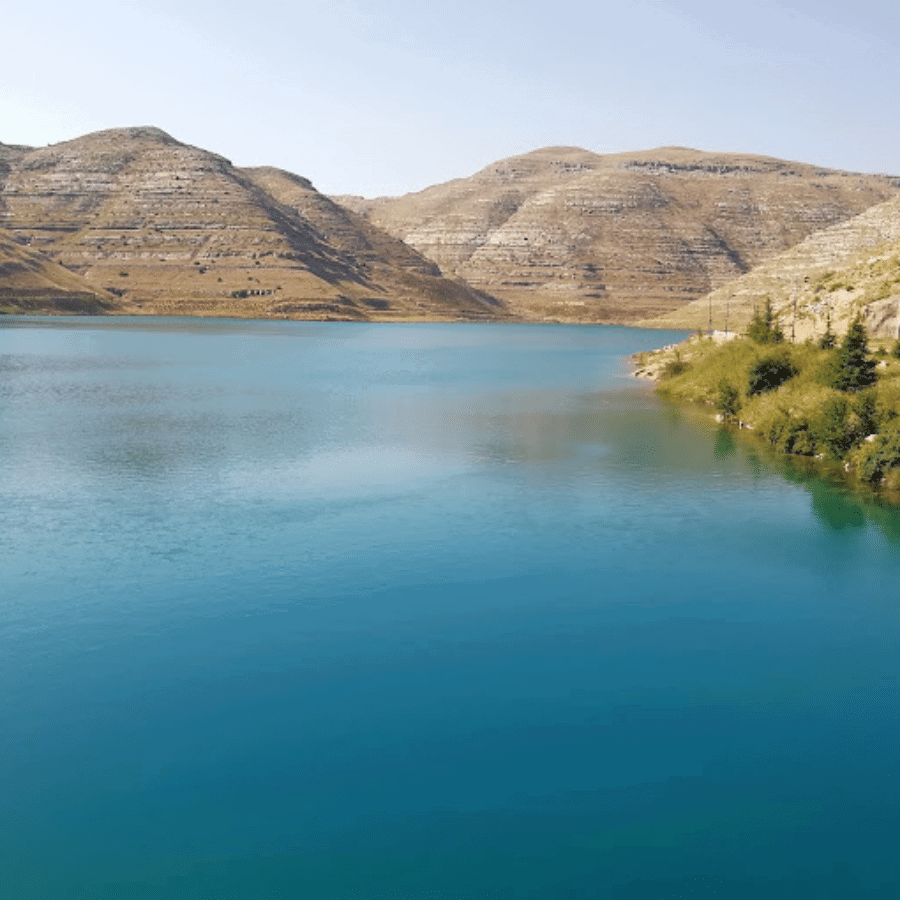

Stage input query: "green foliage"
[
  {"left": 746, "top": 349, "right": 797, "bottom": 396},
  {"left": 761, "top": 410, "right": 815, "bottom": 455},
  {"left": 660, "top": 349, "right": 690, "bottom": 379},
  {"left": 812, "top": 395, "right": 853, "bottom": 458},
  {"left": 818, "top": 312, "right": 836, "bottom": 350},
  {"left": 746, "top": 298, "right": 784, "bottom": 344},
  {"left": 802, "top": 391, "right": 873, "bottom": 459},
  {"left": 891, "top": 339, "right": 900, "bottom": 359},
  {"left": 823, "top": 313, "right": 877, "bottom": 392},
  {"left": 855, "top": 422, "right": 900, "bottom": 483},
  {"left": 716, "top": 379, "right": 741, "bottom": 420},
  {"left": 654, "top": 322, "right": 900, "bottom": 496},
  {"left": 853, "top": 390, "right": 878, "bottom": 436}
]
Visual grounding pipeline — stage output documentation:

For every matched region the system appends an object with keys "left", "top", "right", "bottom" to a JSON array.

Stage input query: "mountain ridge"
[
  {"left": 3, "top": 128, "right": 899, "bottom": 324},
  {"left": 0, "top": 127, "right": 506, "bottom": 321},
  {"left": 336, "top": 146, "right": 900, "bottom": 323}
]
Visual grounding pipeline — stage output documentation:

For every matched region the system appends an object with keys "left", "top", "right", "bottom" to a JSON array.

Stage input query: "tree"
[
  {"left": 818, "top": 311, "right": 836, "bottom": 350},
  {"left": 826, "top": 313, "right": 877, "bottom": 392},
  {"left": 747, "top": 298, "right": 784, "bottom": 344}
]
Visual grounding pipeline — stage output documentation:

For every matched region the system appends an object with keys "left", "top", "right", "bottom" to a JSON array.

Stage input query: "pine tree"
[
  {"left": 818, "top": 311, "right": 836, "bottom": 350},
  {"left": 827, "top": 313, "right": 877, "bottom": 392},
  {"left": 746, "top": 298, "right": 784, "bottom": 344}
]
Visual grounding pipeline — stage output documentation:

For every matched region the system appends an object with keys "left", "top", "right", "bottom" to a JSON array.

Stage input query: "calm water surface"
[{"left": 2, "top": 318, "right": 900, "bottom": 898}]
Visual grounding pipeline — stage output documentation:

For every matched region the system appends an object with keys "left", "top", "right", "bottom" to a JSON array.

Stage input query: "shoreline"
[{"left": 638, "top": 331, "right": 900, "bottom": 506}]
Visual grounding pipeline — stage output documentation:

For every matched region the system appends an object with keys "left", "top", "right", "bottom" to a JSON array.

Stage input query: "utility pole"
[
  {"left": 708, "top": 294, "right": 713, "bottom": 335},
  {"left": 791, "top": 292, "right": 797, "bottom": 343}
]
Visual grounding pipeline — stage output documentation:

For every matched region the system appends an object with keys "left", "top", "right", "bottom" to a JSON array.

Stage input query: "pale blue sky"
[{"left": 3, "top": 0, "right": 898, "bottom": 196}]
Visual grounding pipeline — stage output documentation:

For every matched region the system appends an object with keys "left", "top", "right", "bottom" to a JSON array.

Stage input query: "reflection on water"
[{"left": 3, "top": 318, "right": 900, "bottom": 899}]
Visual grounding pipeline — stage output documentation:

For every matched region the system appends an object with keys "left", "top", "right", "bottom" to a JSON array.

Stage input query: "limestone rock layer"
[
  {"left": 642, "top": 194, "right": 900, "bottom": 342},
  {"left": 337, "top": 146, "right": 900, "bottom": 323},
  {"left": 0, "top": 128, "right": 505, "bottom": 321}
]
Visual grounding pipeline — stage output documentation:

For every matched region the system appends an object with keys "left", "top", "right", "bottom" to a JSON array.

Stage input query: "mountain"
[
  {"left": 0, "top": 128, "right": 505, "bottom": 321},
  {"left": 336, "top": 146, "right": 900, "bottom": 324},
  {"left": 641, "top": 194, "right": 900, "bottom": 341},
  {"left": 0, "top": 225, "right": 114, "bottom": 313}
]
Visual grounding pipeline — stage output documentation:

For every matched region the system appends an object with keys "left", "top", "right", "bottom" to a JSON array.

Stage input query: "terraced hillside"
[
  {"left": 642, "top": 195, "right": 900, "bottom": 342},
  {"left": 0, "top": 128, "right": 505, "bottom": 321},
  {"left": 338, "top": 146, "right": 900, "bottom": 323},
  {"left": 0, "top": 225, "right": 114, "bottom": 314}
]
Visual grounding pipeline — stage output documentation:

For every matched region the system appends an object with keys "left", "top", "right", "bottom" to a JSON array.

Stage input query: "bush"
[
  {"left": 660, "top": 350, "right": 690, "bottom": 379},
  {"left": 760, "top": 410, "right": 816, "bottom": 455},
  {"left": 855, "top": 422, "right": 900, "bottom": 483},
  {"left": 810, "top": 394, "right": 871, "bottom": 458},
  {"left": 891, "top": 339, "right": 900, "bottom": 359},
  {"left": 747, "top": 349, "right": 797, "bottom": 395},
  {"left": 716, "top": 379, "right": 740, "bottom": 420},
  {"left": 786, "top": 422, "right": 817, "bottom": 456},
  {"left": 853, "top": 390, "right": 878, "bottom": 436}
]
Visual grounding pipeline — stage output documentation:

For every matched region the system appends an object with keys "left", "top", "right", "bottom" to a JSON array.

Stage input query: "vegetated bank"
[{"left": 636, "top": 300, "right": 900, "bottom": 497}]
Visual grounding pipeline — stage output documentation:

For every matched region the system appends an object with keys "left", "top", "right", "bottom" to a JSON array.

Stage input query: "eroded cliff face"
[
  {"left": 0, "top": 128, "right": 506, "bottom": 320},
  {"left": 338, "top": 146, "right": 900, "bottom": 323}
]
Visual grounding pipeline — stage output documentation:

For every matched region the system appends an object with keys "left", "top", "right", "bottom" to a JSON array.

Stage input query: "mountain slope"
[
  {"left": 0, "top": 225, "right": 115, "bottom": 313},
  {"left": 641, "top": 195, "right": 900, "bottom": 341},
  {"left": 0, "top": 128, "right": 506, "bottom": 321},
  {"left": 337, "top": 146, "right": 900, "bottom": 324}
]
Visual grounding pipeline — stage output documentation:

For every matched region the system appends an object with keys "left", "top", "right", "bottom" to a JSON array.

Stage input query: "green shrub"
[
  {"left": 747, "top": 349, "right": 797, "bottom": 395},
  {"left": 760, "top": 410, "right": 816, "bottom": 455},
  {"left": 891, "top": 339, "right": 900, "bottom": 359},
  {"left": 786, "top": 421, "right": 817, "bottom": 456},
  {"left": 761, "top": 410, "right": 791, "bottom": 448},
  {"left": 855, "top": 423, "right": 900, "bottom": 483},
  {"left": 810, "top": 395, "right": 870, "bottom": 458},
  {"left": 660, "top": 350, "right": 690, "bottom": 379},
  {"left": 853, "top": 390, "right": 878, "bottom": 436},
  {"left": 716, "top": 379, "right": 741, "bottom": 420}
]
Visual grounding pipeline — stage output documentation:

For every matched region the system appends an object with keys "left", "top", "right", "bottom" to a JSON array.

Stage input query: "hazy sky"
[{"left": 3, "top": 0, "right": 898, "bottom": 197}]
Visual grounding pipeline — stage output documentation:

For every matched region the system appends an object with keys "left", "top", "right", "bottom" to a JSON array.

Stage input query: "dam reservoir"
[{"left": 3, "top": 317, "right": 900, "bottom": 898}]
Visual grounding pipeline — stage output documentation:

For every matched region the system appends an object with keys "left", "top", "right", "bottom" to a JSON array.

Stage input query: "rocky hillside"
[
  {"left": 0, "top": 225, "right": 114, "bottom": 314},
  {"left": 0, "top": 128, "right": 505, "bottom": 321},
  {"left": 337, "top": 146, "right": 900, "bottom": 324},
  {"left": 641, "top": 195, "right": 900, "bottom": 342}
]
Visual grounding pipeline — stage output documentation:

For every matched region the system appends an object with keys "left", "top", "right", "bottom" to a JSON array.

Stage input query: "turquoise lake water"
[{"left": 2, "top": 317, "right": 900, "bottom": 898}]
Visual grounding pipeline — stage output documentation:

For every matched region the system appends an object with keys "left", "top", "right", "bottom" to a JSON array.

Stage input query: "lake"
[{"left": 2, "top": 317, "right": 900, "bottom": 899}]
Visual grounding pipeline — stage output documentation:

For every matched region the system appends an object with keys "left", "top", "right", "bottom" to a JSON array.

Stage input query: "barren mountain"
[
  {"left": 0, "top": 225, "right": 114, "bottom": 313},
  {"left": 337, "top": 146, "right": 900, "bottom": 324},
  {"left": 641, "top": 194, "right": 900, "bottom": 342},
  {"left": 0, "top": 128, "right": 505, "bottom": 321}
]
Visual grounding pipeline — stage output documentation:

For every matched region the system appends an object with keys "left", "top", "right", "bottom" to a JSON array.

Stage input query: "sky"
[{"left": 3, "top": 0, "right": 898, "bottom": 197}]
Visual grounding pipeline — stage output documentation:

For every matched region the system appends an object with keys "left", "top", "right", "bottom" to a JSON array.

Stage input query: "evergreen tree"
[
  {"left": 818, "top": 311, "right": 836, "bottom": 350},
  {"left": 827, "top": 313, "right": 877, "bottom": 392},
  {"left": 746, "top": 298, "right": 784, "bottom": 344}
]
